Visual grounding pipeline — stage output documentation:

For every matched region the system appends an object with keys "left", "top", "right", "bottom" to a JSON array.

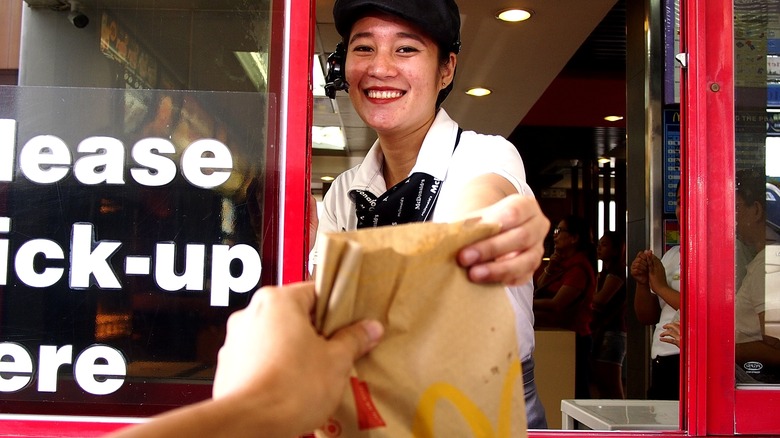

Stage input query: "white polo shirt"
[
  {"left": 314, "top": 109, "right": 537, "bottom": 361},
  {"left": 651, "top": 245, "right": 682, "bottom": 359}
]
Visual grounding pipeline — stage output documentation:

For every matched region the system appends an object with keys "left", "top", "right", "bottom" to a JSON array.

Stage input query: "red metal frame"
[
  {"left": 681, "top": 0, "right": 736, "bottom": 435},
  {"left": 0, "top": 0, "right": 310, "bottom": 434},
  {"left": 685, "top": 0, "right": 780, "bottom": 435},
  {"left": 0, "top": 418, "right": 133, "bottom": 437},
  {"left": 280, "top": 0, "right": 314, "bottom": 284},
  {"left": 5, "top": 0, "right": 780, "bottom": 436}
]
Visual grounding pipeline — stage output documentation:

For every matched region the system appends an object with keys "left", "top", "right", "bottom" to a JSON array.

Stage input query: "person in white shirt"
[
  {"left": 631, "top": 187, "right": 681, "bottom": 400},
  {"left": 314, "top": 0, "right": 550, "bottom": 428}
]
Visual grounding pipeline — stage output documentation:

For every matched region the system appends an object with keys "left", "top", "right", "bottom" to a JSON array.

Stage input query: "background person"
[
  {"left": 631, "top": 187, "right": 681, "bottom": 400},
  {"left": 533, "top": 214, "right": 596, "bottom": 399},
  {"left": 734, "top": 171, "right": 780, "bottom": 383},
  {"left": 314, "top": 0, "right": 550, "bottom": 428},
  {"left": 590, "top": 231, "right": 627, "bottom": 399},
  {"left": 655, "top": 175, "right": 780, "bottom": 384}
]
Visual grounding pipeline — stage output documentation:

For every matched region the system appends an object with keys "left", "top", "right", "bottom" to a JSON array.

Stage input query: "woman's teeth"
[{"left": 367, "top": 90, "right": 404, "bottom": 99}]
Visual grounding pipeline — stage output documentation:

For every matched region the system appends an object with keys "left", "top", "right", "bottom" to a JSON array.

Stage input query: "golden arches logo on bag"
[{"left": 411, "top": 359, "right": 522, "bottom": 438}]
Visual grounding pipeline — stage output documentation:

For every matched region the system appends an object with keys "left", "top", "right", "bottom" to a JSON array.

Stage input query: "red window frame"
[
  {"left": 257, "top": 0, "right": 780, "bottom": 436},
  {"left": 280, "top": 0, "right": 315, "bottom": 284},
  {"left": 0, "top": 0, "right": 312, "bottom": 434},
  {"left": 681, "top": 0, "right": 735, "bottom": 435},
  {"left": 684, "top": 0, "right": 780, "bottom": 435},
  {"left": 4, "top": 0, "right": 780, "bottom": 436}
]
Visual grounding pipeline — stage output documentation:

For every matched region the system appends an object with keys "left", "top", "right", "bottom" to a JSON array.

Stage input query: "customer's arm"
[{"left": 108, "top": 282, "right": 383, "bottom": 438}]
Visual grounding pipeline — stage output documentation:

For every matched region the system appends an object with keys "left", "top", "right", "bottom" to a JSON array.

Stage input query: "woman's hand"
[
  {"left": 545, "top": 251, "right": 564, "bottom": 274},
  {"left": 630, "top": 251, "right": 651, "bottom": 285},
  {"left": 646, "top": 252, "right": 669, "bottom": 291},
  {"left": 457, "top": 194, "right": 549, "bottom": 286},
  {"left": 660, "top": 321, "right": 682, "bottom": 348}
]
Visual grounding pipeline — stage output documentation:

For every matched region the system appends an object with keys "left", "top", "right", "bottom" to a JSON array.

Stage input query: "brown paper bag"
[{"left": 314, "top": 219, "right": 527, "bottom": 438}]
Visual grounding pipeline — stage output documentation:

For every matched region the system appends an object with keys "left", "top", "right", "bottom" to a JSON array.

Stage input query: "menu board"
[
  {"left": 663, "top": 108, "right": 681, "bottom": 214},
  {"left": 664, "top": 0, "right": 681, "bottom": 105}
]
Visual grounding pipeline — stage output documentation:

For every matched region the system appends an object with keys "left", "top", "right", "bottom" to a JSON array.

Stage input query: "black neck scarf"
[{"left": 350, "top": 128, "right": 462, "bottom": 229}]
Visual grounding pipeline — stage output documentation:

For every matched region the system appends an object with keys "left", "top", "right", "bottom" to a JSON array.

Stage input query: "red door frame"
[
  {"left": 681, "top": 0, "right": 736, "bottom": 435},
  {"left": 4, "top": 0, "right": 780, "bottom": 436},
  {"left": 684, "top": 0, "right": 780, "bottom": 435},
  {"left": 280, "top": 0, "right": 315, "bottom": 284},
  {"left": 0, "top": 0, "right": 312, "bottom": 435}
]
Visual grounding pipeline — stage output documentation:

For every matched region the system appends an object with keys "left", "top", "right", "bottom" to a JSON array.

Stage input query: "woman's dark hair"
[
  {"left": 599, "top": 230, "right": 626, "bottom": 268},
  {"left": 736, "top": 168, "right": 765, "bottom": 206},
  {"left": 561, "top": 214, "right": 594, "bottom": 254}
]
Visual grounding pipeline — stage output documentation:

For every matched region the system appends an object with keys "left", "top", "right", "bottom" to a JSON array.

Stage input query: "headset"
[{"left": 324, "top": 42, "right": 348, "bottom": 99}]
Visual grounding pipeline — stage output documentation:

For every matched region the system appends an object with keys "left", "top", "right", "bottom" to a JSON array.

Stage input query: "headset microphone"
[{"left": 324, "top": 43, "right": 348, "bottom": 99}]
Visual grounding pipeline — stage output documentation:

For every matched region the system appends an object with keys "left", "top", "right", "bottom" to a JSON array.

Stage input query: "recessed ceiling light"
[
  {"left": 496, "top": 8, "right": 533, "bottom": 23},
  {"left": 604, "top": 115, "right": 624, "bottom": 122},
  {"left": 234, "top": 51, "right": 268, "bottom": 91},
  {"left": 312, "top": 126, "right": 346, "bottom": 150},
  {"left": 466, "top": 87, "right": 492, "bottom": 97}
]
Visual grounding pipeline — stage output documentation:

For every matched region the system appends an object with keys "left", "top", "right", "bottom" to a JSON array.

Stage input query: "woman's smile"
[{"left": 365, "top": 88, "right": 406, "bottom": 100}]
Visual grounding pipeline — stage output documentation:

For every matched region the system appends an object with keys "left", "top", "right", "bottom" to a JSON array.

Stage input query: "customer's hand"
[
  {"left": 457, "top": 194, "right": 550, "bottom": 286},
  {"left": 213, "top": 282, "right": 383, "bottom": 435},
  {"left": 108, "top": 282, "right": 383, "bottom": 438}
]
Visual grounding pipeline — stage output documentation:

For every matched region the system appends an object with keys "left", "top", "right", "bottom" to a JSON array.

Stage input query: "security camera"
[
  {"left": 64, "top": 2, "right": 88, "bottom": 28},
  {"left": 68, "top": 9, "right": 89, "bottom": 28}
]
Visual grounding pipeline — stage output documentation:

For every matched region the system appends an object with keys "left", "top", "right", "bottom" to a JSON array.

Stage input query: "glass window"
[
  {"left": 734, "top": 0, "right": 780, "bottom": 389},
  {"left": 0, "top": 0, "right": 280, "bottom": 416}
]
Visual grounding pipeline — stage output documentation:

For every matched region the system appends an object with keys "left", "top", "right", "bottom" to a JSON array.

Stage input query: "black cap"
[{"left": 333, "top": 0, "right": 461, "bottom": 54}]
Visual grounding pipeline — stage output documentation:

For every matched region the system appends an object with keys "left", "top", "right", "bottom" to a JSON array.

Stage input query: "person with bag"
[
  {"left": 312, "top": 0, "right": 550, "bottom": 429},
  {"left": 533, "top": 214, "right": 596, "bottom": 399}
]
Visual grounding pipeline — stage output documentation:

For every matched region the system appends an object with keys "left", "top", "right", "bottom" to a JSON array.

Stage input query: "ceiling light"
[
  {"left": 604, "top": 115, "right": 624, "bottom": 122},
  {"left": 321, "top": 176, "right": 335, "bottom": 182},
  {"left": 312, "top": 55, "right": 327, "bottom": 97},
  {"left": 466, "top": 87, "right": 492, "bottom": 97},
  {"left": 496, "top": 8, "right": 533, "bottom": 22},
  {"left": 234, "top": 51, "right": 268, "bottom": 91},
  {"left": 312, "top": 126, "right": 346, "bottom": 150},
  {"left": 598, "top": 157, "right": 612, "bottom": 164}
]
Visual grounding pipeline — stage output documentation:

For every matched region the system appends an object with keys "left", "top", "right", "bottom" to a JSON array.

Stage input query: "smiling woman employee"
[{"left": 314, "top": 0, "right": 550, "bottom": 428}]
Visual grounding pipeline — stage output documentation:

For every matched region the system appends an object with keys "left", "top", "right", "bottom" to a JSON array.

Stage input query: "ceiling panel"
[{"left": 312, "top": 0, "right": 626, "bottom": 193}]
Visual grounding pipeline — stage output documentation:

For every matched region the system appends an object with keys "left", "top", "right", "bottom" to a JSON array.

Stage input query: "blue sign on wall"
[{"left": 663, "top": 109, "right": 681, "bottom": 214}]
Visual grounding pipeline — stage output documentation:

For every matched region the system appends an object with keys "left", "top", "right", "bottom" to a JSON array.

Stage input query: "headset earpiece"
[{"left": 324, "top": 42, "right": 348, "bottom": 99}]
